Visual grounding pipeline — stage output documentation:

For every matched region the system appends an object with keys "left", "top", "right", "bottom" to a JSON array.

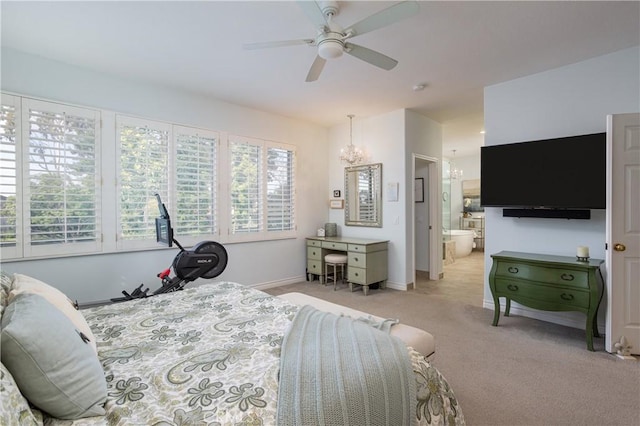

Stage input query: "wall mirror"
[{"left": 345, "top": 163, "right": 382, "bottom": 227}]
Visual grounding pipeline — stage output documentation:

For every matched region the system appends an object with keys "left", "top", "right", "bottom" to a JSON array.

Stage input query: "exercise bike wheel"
[
  {"left": 172, "top": 240, "right": 228, "bottom": 281},
  {"left": 193, "top": 241, "right": 228, "bottom": 279}
]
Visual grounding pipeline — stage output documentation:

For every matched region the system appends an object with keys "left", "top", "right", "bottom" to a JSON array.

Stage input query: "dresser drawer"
[
  {"left": 495, "top": 262, "right": 589, "bottom": 289},
  {"left": 348, "top": 251, "right": 367, "bottom": 268},
  {"left": 307, "top": 247, "right": 323, "bottom": 261},
  {"left": 307, "top": 239, "right": 322, "bottom": 248},
  {"left": 307, "top": 260, "right": 323, "bottom": 275},
  {"left": 348, "top": 266, "right": 367, "bottom": 285},
  {"left": 349, "top": 242, "right": 387, "bottom": 253},
  {"left": 322, "top": 241, "right": 348, "bottom": 251},
  {"left": 495, "top": 279, "right": 590, "bottom": 308}
]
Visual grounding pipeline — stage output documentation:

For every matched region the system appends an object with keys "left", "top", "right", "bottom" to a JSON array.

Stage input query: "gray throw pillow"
[{"left": 1, "top": 293, "right": 107, "bottom": 419}]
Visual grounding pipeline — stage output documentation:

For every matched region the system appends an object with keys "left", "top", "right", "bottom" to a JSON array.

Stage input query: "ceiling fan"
[{"left": 243, "top": 1, "right": 420, "bottom": 82}]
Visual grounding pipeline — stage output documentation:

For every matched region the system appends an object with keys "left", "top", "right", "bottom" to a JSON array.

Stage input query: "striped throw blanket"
[{"left": 276, "top": 305, "right": 417, "bottom": 426}]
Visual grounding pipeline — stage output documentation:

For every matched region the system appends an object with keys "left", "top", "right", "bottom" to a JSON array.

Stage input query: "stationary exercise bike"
[{"left": 111, "top": 194, "right": 228, "bottom": 302}]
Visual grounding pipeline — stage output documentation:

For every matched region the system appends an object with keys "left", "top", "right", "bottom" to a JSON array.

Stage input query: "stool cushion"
[{"left": 325, "top": 254, "right": 347, "bottom": 263}]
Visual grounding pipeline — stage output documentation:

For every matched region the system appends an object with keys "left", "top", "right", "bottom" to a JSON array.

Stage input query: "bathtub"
[{"left": 444, "top": 229, "right": 475, "bottom": 258}]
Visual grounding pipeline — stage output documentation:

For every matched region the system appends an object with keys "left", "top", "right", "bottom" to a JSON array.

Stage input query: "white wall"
[
  {"left": 406, "top": 110, "right": 443, "bottom": 280},
  {"left": 327, "top": 110, "right": 407, "bottom": 286},
  {"left": 326, "top": 109, "right": 442, "bottom": 288},
  {"left": 484, "top": 46, "right": 640, "bottom": 329},
  {"left": 1, "top": 48, "right": 329, "bottom": 303}
]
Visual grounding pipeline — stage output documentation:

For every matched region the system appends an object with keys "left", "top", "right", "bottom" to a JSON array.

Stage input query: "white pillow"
[{"left": 8, "top": 273, "right": 97, "bottom": 354}]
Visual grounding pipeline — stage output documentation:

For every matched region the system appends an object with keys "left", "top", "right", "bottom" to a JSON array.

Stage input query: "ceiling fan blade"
[
  {"left": 305, "top": 55, "right": 326, "bottom": 82},
  {"left": 345, "top": 43, "right": 398, "bottom": 71},
  {"left": 243, "top": 39, "right": 314, "bottom": 50},
  {"left": 297, "top": 0, "right": 328, "bottom": 30},
  {"left": 345, "top": 1, "right": 419, "bottom": 38}
]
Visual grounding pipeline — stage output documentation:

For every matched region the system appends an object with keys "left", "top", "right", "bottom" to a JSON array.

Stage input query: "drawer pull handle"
[
  {"left": 312, "top": 251, "right": 316, "bottom": 255},
  {"left": 561, "top": 273, "right": 574, "bottom": 281},
  {"left": 354, "top": 272, "right": 359, "bottom": 277},
  {"left": 354, "top": 257, "right": 359, "bottom": 262},
  {"left": 508, "top": 267, "right": 519, "bottom": 274},
  {"left": 507, "top": 284, "right": 519, "bottom": 291},
  {"left": 560, "top": 293, "right": 574, "bottom": 301}
]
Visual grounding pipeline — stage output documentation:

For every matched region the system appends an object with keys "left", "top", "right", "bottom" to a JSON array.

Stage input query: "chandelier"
[
  {"left": 340, "top": 114, "right": 364, "bottom": 165},
  {"left": 449, "top": 149, "right": 463, "bottom": 180}
]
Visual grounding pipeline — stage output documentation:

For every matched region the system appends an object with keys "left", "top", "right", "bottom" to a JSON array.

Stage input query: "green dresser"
[
  {"left": 489, "top": 251, "right": 604, "bottom": 351},
  {"left": 306, "top": 237, "right": 388, "bottom": 296}
]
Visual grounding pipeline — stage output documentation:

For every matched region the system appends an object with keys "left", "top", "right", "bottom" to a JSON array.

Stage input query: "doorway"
[{"left": 412, "top": 154, "right": 440, "bottom": 289}]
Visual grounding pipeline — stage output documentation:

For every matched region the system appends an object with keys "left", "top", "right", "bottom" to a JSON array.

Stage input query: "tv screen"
[{"left": 481, "top": 133, "right": 606, "bottom": 209}]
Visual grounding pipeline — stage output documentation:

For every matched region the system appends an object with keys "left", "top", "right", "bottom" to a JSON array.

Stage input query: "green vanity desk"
[
  {"left": 306, "top": 236, "right": 388, "bottom": 296},
  {"left": 489, "top": 251, "right": 604, "bottom": 351}
]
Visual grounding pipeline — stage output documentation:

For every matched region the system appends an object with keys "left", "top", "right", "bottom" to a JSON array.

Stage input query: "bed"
[{"left": 1, "top": 271, "right": 464, "bottom": 425}]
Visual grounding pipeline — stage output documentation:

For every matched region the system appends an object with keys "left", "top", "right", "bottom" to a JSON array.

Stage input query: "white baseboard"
[
  {"left": 253, "top": 277, "right": 408, "bottom": 292},
  {"left": 385, "top": 281, "right": 408, "bottom": 291},
  {"left": 483, "top": 298, "right": 606, "bottom": 332},
  {"left": 252, "top": 275, "right": 307, "bottom": 291}
]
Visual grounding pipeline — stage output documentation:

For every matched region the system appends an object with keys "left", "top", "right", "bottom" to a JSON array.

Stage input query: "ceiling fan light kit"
[
  {"left": 318, "top": 38, "right": 344, "bottom": 60},
  {"left": 243, "top": 1, "right": 420, "bottom": 82}
]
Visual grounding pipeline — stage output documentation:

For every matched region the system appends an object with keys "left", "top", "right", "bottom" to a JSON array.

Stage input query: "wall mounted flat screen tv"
[{"left": 481, "top": 133, "right": 606, "bottom": 210}]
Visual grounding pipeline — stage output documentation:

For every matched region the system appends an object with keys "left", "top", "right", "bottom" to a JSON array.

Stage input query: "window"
[
  {"left": 229, "top": 136, "right": 262, "bottom": 235},
  {"left": 267, "top": 146, "right": 295, "bottom": 232},
  {"left": 0, "top": 95, "right": 20, "bottom": 259},
  {"left": 0, "top": 97, "right": 101, "bottom": 259},
  {"left": 117, "top": 116, "right": 170, "bottom": 250},
  {"left": 173, "top": 125, "right": 218, "bottom": 245},
  {"left": 2, "top": 92, "right": 297, "bottom": 260},
  {"left": 228, "top": 135, "right": 296, "bottom": 241}
]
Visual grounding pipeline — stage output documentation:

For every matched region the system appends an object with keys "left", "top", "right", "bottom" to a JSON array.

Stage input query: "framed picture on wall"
[
  {"left": 330, "top": 199, "right": 344, "bottom": 209},
  {"left": 415, "top": 178, "right": 424, "bottom": 203}
]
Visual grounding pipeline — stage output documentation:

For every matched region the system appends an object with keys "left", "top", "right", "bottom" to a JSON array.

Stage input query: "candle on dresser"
[{"left": 577, "top": 246, "right": 589, "bottom": 258}]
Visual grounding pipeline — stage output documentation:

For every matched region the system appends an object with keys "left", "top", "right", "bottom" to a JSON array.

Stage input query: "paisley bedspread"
[{"left": 40, "top": 282, "right": 464, "bottom": 426}]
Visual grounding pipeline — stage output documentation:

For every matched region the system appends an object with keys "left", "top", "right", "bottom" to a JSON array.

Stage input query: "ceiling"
[{"left": 2, "top": 1, "right": 639, "bottom": 157}]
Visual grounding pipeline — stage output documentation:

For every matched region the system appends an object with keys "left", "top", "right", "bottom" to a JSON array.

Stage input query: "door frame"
[{"left": 412, "top": 154, "right": 441, "bottom": 288}]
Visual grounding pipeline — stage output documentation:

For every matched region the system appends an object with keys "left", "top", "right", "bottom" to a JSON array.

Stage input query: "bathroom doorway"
[{"left": 441, "top": 157, "right": 485, "bottom": 305}]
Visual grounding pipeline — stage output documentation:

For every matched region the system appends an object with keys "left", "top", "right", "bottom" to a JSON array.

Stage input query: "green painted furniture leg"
[{"left": 492, "top": 295, "right": 501, "bottom": 326}]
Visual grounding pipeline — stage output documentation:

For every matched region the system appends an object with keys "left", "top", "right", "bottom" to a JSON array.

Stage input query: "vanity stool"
[{"left": 324, "top": 253, "right": 348, "bottom": 290}]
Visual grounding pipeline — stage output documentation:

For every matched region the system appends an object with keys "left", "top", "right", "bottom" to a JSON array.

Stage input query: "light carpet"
[{"left": 265, "top": 251, "right": 640, "bottom": 426}]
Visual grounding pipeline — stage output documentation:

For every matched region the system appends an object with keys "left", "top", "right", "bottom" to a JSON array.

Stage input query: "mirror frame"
[{"left": 344, "top": 163, "right": 383, "bottom": 228}]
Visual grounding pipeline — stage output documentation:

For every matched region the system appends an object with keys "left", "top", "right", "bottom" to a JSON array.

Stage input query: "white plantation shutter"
[
  {"left": 2, "top": 92, "right": 299, "bottom": 259},
  {"left": 0, "top": 95, "right": 21, "bottom": 259},
  {"left": 358, "top": 167, "right": 377, "bottom": 221},
  {"left": 23, "top": 99, "right": 101, "bottom": 257},
  {"left": 228, "top": 136, "right": 296, "bottom": 241},
  {"left": 174, "top": 126, "right": 218, "bottom": 243},
  {"left": 229, "top": 136, "right": 262, "bottom": 235},
  {"left": 267, "top": 145, "right": 295, "bottom": 232},
  {"left": 117, "top": 116, "right": 170, "bottom": 249}
]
